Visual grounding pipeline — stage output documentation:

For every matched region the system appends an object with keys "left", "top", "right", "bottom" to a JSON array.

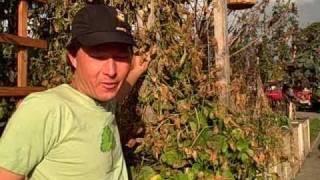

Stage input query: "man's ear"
[{"left": 67, "top": 52, "right": 77, "bottom": 68}]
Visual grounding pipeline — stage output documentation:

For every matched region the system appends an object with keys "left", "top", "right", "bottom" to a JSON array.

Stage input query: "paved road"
[
  {"left": 296, "top": 111, "right": 320, "bottom": 120},
  {"left": 295, "top": 112, "right": 320, "bottom": 180},
  {"left": 295, "top": 135, "right": 320, "bottom": 180}
]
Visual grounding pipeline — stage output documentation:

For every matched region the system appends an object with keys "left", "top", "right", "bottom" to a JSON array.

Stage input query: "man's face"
[{"left": 69, "top": 43, "right": 132, "bottom": 102}]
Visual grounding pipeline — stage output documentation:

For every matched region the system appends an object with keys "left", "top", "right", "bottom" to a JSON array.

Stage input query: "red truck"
[{"left": 265, "top": 81, "right": 313, "bottom": 108}]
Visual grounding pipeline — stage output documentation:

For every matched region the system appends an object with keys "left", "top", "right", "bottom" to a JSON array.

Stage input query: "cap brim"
[{"left": 77, "top": 31, "right": 135, "bottom": 47}]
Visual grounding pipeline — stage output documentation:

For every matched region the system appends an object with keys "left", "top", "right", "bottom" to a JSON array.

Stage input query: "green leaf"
[
  {"left": 186, "top": 171, "right": 196, "bottom": 180},
  {"left": 240, "top": 153, "right": 249, "bottom": 164},
  {"left": 197, "top": 109, "right": 208, "bottom": 128},
  {"left": 136, "top": 166, "right": 157, "bottom": 180},
  {"left": 196, "top": 128, "right": 213, "bottom": 146},
  {"left": 175, "top": 172, "right": 189, "bottom": 180},
  {"left": 198, "top": 151, "right": 210, "bottom": 162},
  {"left": 212, "top": 135, "right": 228, "bottom": 152},
  {"left": 134, "top": 144, "right": 145, "bottom": 153},
  {"left": 189, "top": 121, "right": 197, "bottom": 132},
  {"left": 191, "top": 163, "right": 202, "bottom": 172},
  {"left": 2, "top": 45, "right": 14, "bottom": 58},
  {"left": 222, "top": 141, "right": 229, "bottom": 154},
  {"left": 161, "top": 148, "right": 184, "bottom": 167},
  {"left": 182, "top": 139, "right": 192, "bottom": 147},
  {"left": 100, "top": 125, "right": 115, "bottom": 152},
  {"left": 150, "top": 175, "right": 162, "bottom": 180},
  {"left": 231, "top": 128, "right": 243, "bottom": 140},
  {"left": 236, "top": 139, "right": 249, "bottom": 152},
  {"left": 222, "top": 170, "right": 235, "bottom": 180}
]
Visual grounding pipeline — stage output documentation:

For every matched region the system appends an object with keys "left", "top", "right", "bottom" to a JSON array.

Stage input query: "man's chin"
[
  {"left": 94, "top": 89, "right": 119, "bottom": 101},
  {"left": 95, "top": 94, "right": 116, "bottom": 102},
  {"left": 95, "top": 84, "right": 121, "bottom": 101}
]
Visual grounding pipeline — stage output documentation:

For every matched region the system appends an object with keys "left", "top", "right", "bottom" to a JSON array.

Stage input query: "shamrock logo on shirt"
[{"left": 100, "top": 125, "right": 116, "bottom": 152}]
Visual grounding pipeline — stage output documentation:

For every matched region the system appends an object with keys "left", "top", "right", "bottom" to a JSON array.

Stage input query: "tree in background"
[
  {"left": 284, "top": 22, "right": 320, "bottom": 110},
  {"left": 285, "top": 22, "right": 320, "bottom": 90}
]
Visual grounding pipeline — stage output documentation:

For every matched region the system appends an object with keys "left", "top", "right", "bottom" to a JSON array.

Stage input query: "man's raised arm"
[{"left": 115, "top": 55, "right": 150, "bottom": 102}]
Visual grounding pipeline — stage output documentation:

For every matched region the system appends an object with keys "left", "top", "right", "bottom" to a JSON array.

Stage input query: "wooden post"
[
  {"left": 214, "top": 0, "right": 230, "bottom": 105},
  {"left": 288, "top": 102, "right": 294, "bottom": 120},
  {"left": 17, "top": 0, "right": 28, "bottom": 87}
]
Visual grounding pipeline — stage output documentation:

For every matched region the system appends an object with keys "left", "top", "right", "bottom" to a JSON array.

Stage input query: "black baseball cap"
[{"left": 67, "top": 4, "right": 134, "bottom": 48}]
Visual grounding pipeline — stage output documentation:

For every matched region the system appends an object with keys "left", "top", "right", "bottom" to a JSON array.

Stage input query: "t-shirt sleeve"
[{"left": 0, "top": 94, "right": 61, "bottom": 176}]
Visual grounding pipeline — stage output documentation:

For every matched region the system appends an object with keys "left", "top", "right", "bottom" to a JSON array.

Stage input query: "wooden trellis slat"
[
  {"left": 17, "top": 0, "right": 29, "bottom": 87},
  {"left": 0, "top": 87, "right": 46, "bottom": 97},
  {"left": 0, "top": 0, "right": 48, "bottom": 97},
  {"left": 0, "top": 34, "right": 47, "bottom": 49}
]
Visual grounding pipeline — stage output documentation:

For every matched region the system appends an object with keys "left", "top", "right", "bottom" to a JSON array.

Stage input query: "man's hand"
[{"left": 130, "top": 55, "right": 150, "bottom": 76}]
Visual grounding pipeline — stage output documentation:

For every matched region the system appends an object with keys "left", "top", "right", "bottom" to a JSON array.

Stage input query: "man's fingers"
[{"left": 143, "top": 52, "right": 152, "bottom": 63}]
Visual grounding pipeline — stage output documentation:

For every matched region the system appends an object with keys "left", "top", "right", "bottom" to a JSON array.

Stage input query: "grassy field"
[{"left": 309, "top": 118, "right": 320, "bottom": 143}]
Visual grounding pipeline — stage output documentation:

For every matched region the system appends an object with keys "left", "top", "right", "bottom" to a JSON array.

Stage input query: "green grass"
[{"left": 309, "top": 118, "right": 320, "bottom": 143}]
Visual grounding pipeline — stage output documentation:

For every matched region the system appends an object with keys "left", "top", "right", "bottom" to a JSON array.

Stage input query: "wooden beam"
[
  {"left": 18, "top": 0, "right": 28, "bottom": 87},
  {"left": 0, "top": 87, "right": 46, "bottom": 96},
  {"left": 214, "top": 0, "right": 231, "bottom": 105},
  {"left": 0, "top": 34, "right": 47, "bottom": 49}
]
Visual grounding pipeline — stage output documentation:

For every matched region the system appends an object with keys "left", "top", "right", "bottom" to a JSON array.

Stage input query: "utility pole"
[{"left": 214, "top": 0, "right": 230, "bottom": 105}]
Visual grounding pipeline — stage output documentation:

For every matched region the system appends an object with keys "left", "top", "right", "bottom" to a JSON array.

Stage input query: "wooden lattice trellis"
[{"left": 0, "top": 0, "right": 47, "bottom": 96}]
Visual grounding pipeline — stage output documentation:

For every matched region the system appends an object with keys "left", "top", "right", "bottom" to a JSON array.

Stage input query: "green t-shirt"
[{"left": 0, "top": 84, "right": 128, "bottom": 180}]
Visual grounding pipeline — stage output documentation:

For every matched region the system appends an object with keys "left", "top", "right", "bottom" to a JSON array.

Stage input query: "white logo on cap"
[{"left": 116, "top": 27, "right": 127, "bottom": 33}]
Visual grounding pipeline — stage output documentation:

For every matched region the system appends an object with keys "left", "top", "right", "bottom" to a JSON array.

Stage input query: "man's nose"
[{"left": 103, "top": 58, "right": 117, "bottom": 78}]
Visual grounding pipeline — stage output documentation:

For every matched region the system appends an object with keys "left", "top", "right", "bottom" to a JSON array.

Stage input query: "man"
[{"left": 0, "top": 4, "right": 149, "bottom": 180}]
